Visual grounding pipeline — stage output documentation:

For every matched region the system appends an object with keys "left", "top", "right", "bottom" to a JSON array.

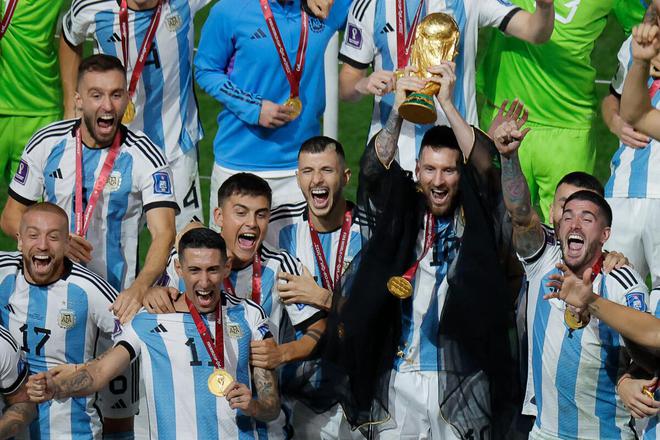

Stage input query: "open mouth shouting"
[
  {"left": 310, "top": 187, "right": 330, "bottom": 210},
  {"left": 237, "top": 232, "right": 258, "bottom": 251},
  {"left": 96, "top": 114, "right": 116, "bottom": 138},
  {"left": 565, "top": 232, "right": 585, "bottom": 258},
  {"left": 429, "top": 187, "right": 449, "bottom": 206},
  {"left": 195, "top": 288, "right": 216, "bottom": 309}
]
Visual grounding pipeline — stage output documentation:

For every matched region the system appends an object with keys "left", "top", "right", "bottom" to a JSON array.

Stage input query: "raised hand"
[
  {"left": 544, "top": 262, "right": 595, "bottom": 313},
  {"left": 631, "top": 23, "right": 660, "bottom": 62},
  {"left": 491, "top": 100, "right": 530, "bottom": 158}
]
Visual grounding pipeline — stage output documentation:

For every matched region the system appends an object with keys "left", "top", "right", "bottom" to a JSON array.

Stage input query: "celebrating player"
[
  {"left": 338, "top": 0, "right": 554, "bottom": 171},
  {"left": 0, "top": 54, "right": 178, "bottom": 324},
  {"left": 0, "top": 203, "right": 137, "bottom": 438},
  {"left": 26, "top": 227, "right": 282, "bottom": 439},
  {"left": 496, "top": 118, "right": 649, "bottom": 439},
  {"left": 60, "top": 0, "right": 209, "bottom": 229}
]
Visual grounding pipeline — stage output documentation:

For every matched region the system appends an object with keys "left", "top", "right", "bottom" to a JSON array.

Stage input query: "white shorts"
[
  {"left": 605, "top": 197, "right": 660, "bottom": 288},
  {"left": 289, "top": 400, "right": 362, "bottom": 440},
  {"left": 170, "top": 147, "right": 203, "bottom": 230},
  {"left": 209, "top": 164, "right": 304, "bottom": 225},
  {"left": 376, "top": 370, "right": 461, "bottom": 440}
]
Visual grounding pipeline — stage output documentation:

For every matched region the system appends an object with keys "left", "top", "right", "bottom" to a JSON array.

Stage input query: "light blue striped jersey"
[
  {"left": 338, "top": 0, "right": 519, "bottom": 171},
  {"left": 606, "top": 35, "right": 660, "bottom": 199},
  {"left": 0, "top": 324, "right": 28, "bottom": 398},
  {"left": 114, "top": 295, "right": 272, "bottom": 440},
  {"left": 9, "top": 119, "right": 179, "bottom": 291},
  {"left": 0, "top": 251, "right": 138, "bottom": 440},
  {"left": 62, "top": 0, "right": 206, "bottom": 161},
  {"left": 642, "top": 289, "right": 660, "bottom": 440},
  {"left": 521, "top": 230, "right": 648, "bottom": 440},
  {"left": 394, "top": 210, "right": 463, "bottom": 372}
]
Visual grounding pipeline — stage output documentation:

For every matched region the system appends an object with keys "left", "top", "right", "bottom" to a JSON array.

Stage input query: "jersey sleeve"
[
  {"left": 61, "top": 0, "right": 98, "bottom": 46},
  {"left": 156, "top": 247, "right": 182, "bottom": 289},
  {"left": 338, "top": 0, "right": 376, "bottom": 70},
  {"left": 8, "top": 134, "right": 47, "bottom": 206},
  {"left": 136, "top": 147, "right": 179, "bottom": 213},
  {"left": 518, "top": 225, "right": 560, "bottom": 278},
  {"left": 612, "top": 0, "right": 646, "bottom": 35},
  {"left": 244, "top": 300, "right": 272, "bottom": 341},
  {"left": 112, "top": 319, "right": 143, "bottom": 362},
  {"left": 0, "top": 330, "right": 27, "bottom": 396},
  {"left": 324, "top": 0, "right": 352, "bottom": 31},
  {"left": 606, "top": 266, "right": 649, "bottom": 312},
  {"left": 194, "top": 1, "right": 264, "bottom": 125},
  {"left": 277, "top": 257, "right": 325, "bottom": 330},
  {"left": 611, "top": 37, "right": 633, "bottom": 97},
  {"left": 190, "top": 0, "right": 213, "bottom": 15},
  {"left": 478, "top": 0, "right": 521, "bottom": 29}
]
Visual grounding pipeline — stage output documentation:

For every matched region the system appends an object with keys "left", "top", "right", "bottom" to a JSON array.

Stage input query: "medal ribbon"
[
  {"left": 74, "top": 128, "right": 121, "bottom": 237},
  {"left": 400, "top": 212, "right": 435, "bottom": 282},
  {"left": 185, "top": 295, "right": 224, "bottom": 370},
  {"left": 395, "top": 0, "right": 425, "bottom": 69},
  {"left": 308, "top": 204, "right": 353, "bottom": 291},
  {"left": 259, "top": 0, "right": 309, "bottom": 98},
  {"left": 119, "top": 0, "right": 162, "bottom": 100},
  {"left": 0, "top": 0, "right": 18, "bottom": 41},
  {"left": 223, "top": 252, "right": 262, "bottom": 304},
  {"left": 649, "top": 80, "right": 660, "bottom": 98}
]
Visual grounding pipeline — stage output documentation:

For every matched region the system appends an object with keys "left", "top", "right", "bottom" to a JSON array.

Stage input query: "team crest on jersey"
[
  {"left": 14, "top": 160, "right": 29, "bottom": 185},
  {"left": 152, "top": 171, "right": 172, "bottom": 195},
  {"left": 625, "top": 292, "right": 647, "bottom": 312},
  {"left": 309, "top": 17, "right": 325, "bottom": 33},
  {"left": 58, "top": 309, "right": 76, "bottom": 329},
  {"left": 346, "top": 24, "right": 362, "bottom": 49},
  {"left": 165, "top": 12, "right": 182, "bottom": 32},
  {"left": 113, "top": 318, "right": 123, "bottom": 337},
  {"left": 227, "top": 323, "right": 243, "bottom": 338},
  {"left": 106, "top": 171, "right": 122, "bottom": 192}
]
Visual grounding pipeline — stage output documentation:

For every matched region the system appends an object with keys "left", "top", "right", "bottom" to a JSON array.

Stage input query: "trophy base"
[{"left": 398, "top": 93, "right": 437, "bottom": 125}]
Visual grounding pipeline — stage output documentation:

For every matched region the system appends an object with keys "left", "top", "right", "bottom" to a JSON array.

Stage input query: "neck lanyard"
[
  {"left": 185, "top": 295, "right": 224, "bottom": 369},
  {"left": 308, "top": 204, "right": 353, "bottom": 290},
  {"left": 223, "top": 252, "right": 262, "bottom": 304},
  {"left": 395, "top": 0, "right": 425, "bottom": 69},
  {"left": 0, "top": 0, "right": 18, "bottom": 41},
  {"left": 74, "top": 127, "right": 121, "bottom": 237}
]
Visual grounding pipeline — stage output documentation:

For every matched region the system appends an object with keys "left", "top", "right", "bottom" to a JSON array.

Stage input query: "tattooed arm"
[
  {"left": 250, "top": 366, "right": 281, "bottom": 421},
  {"left": 0, "top": 382, "right": 36, "bottom": 440},
  {"left": 251, "top": 319, "right": 326, "bottom": 369},
  {"left": 27, "top": 346, "right": 131, "bottom": 402},
  {"left": 492, "top": 115, "right": 545, "bottom": 259}
]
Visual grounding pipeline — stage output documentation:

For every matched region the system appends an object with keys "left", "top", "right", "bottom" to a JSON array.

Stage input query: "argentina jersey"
[
  {"left": 641, "top": 290, "right": 660, "bottom": 440},
  {"left": 62, "top": 0, "right": 207, "bottom": 161},
  {"left": 394, "top": 212, "right": 463, "bottom": 372},
  {"left": 606, "top": 35, "right": 660, "bottom": 199},
  {"left": 522, "top": 245, "right": 649, "bottom": 439},
  {"left": 0, "top": 252, "right": 138, "bottom": 439},
  {"left": 9, "top": 120, "right": 179, "bottom": 291},
  {"left": 114, "top": 295, "right": 271, "bottom": 440},
  {"left": 0, "top": 324, "right": 28, "bottom": 399},
  {"left": 338, "top": 0, "right": 520, "bottom": 171}
]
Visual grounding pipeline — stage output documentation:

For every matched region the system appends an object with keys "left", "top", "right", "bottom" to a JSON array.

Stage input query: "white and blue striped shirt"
[
  {"left": 9, "top": 120, "right": 179, "bottom": 291},
  {"left": 114, "top": 295, "right": 271, "bottom": 439},
  {"left": 521, "top": 230, "right": 648, "bottom": 440},
  {"left": 606, "top": 35, "right": 660, "bottom": 199},
  {"left": 641, "top": 289, "right": 660, "bottom": 440},
  {"left": 0, "top": 252, "right": 138, "bottom": 439},
  {"left": 338, "top": 0, "right": 520, "bottom": 171},
  {"left": 62, "top": 0, "right": 207, "bottom": 162}
]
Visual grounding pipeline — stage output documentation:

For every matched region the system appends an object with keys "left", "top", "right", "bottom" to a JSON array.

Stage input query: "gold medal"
[
  {"left": 564, "top": 308, "right": 589, "bottom": 330},
  {"left": 122, "top": 100, "right": 136, "bottom": 124},
  {"left": 643, "top": 386, "right": 656, "bottom": 400},
  {"left": 387, "top": 276, "right": 412, "bottom": 299},
  {"left": 283, "top": 96, "right": 302, "bottom": 120},
  {"left": 208, "top": 369, "right": 234, "bottom": 397}
]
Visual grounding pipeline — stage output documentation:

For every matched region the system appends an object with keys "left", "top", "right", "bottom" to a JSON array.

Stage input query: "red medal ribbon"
[
  {"left": 185, "top": 295, "right": 224, "bottom": 369},
  {"left": 223, "top": 252, "right": 262, "bottom": 304},
  {"left": 119, "top": 0, "right": 163, "bottom": 100},
  {"left": 395, "top": 0, "right": 425, "bottom": 69},
  {"left": 259, "top": 0, "right": 309, "bottom": 98},
  {"left": 0, "top": 0, "right": 18, "bottom": 41},
  {"left": 308, "top": 204, "right": 353, "bottom": 291},
  {"left": 74, "top": 127, "right": 121, "bottom": 237},
  {"left": 401, "top": 212, "right": 435, "bottom": 282},
  {"left": 590, "top": 255, "right": 603, "bottom": 282}
]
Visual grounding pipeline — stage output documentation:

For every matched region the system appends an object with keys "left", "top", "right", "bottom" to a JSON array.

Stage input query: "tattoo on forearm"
[
  {"left": 253, "top": 367, "right": 280, "bottom": 422},
  {"left": 305, "top": 329, "right": 323, "bottom": 342},
  {"left": 0, "top": 402, "right": 35, "bottom": 439},
  {"left": 55, "top": 370, "right": 94, "bottom": 399},
  {"left": 375, "top": 109, "right": 403, "bottom": 167}
]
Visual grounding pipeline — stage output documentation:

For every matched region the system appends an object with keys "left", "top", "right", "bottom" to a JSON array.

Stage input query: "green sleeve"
[{"left": 612, "top": 0, "right": 648, "bottom": 35}]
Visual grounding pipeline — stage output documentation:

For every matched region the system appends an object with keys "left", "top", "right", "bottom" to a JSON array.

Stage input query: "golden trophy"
[{"left": 398, "top": 13, "right": 460, "bottom": 125}]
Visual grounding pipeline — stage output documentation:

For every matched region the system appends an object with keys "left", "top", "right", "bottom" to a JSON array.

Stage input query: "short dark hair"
[
  {"left": 556, "top": 172, "right": 604, "bottom": 197},
  {"left": 216, "top": 173, "right": 272, "bottom": 207},
  {"left": 178, "top": 228, "right": 228, "bottom": 262},
  {"left": 298, "top": 136, "right": 346, "bottom": 167},
  {"left": 563, "top": 190, "right": 613, "bottom": 227},
  {"left": 418, "top": 125, "right": 463, "bottom": 163},
  {"left": 77, "top": 54, "right": 126, "bottom": 86}
]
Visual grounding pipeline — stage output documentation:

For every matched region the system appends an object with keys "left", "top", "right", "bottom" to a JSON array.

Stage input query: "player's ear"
[
  {"left": 296, "top": 169, "right": 303, "bottom": 190},
  {"left": 600, "top": 226, "right": 611, "bottom": 245},
  {"left": 343, "top": 167, "right": 352, "bottom": 186},
  {"left": 74, "top": 91, "right": 83, "bottom": 113},
  {"left": 174, "top": 258, "right": 183, "bottom": 278},
  {"left": 213, "top": 207, "right": 224, "bottom": 231},
  {"left": 16, "top": 233, "right": 22, "bottom": 253},
  {"left": 222, "top": 257, "right": 232, "bottom": 278}
]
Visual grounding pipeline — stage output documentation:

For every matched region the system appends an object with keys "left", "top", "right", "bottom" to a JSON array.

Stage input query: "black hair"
[
  {"left": 556, "top": 172, "right": 604, "bottom": 197},
  {"left": 178, "top": 228, "right": 228, "bottom": 262},
  {"left": 418, "top": 125, "right": 463, "bottom": 163},
  {"left": 216, "top": 172, "right": 272, "bottom": 207},
  {"left": 77, "top": 54, "right": 126, "bottom": 86},
  {"left": 298, "top": 136, "right": 346, "bottom": 166},
  {"left": 563, "top": 190, "right": 613, "bottom": 227}
]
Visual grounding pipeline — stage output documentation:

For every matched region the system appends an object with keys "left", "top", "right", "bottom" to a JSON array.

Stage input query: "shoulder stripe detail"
[
  {"left": 72, "top": 0, "right": 113, "bottom": 17},
  {"left": 352, "top": 0, "right": 371, "bottom": 21},
  {"left": 70, "top": 265, "right": 119, "bottom": 303},
  {"left": 270, "top": 201, "right": 307, "bottom": 216},
  {"left": 608, "top": 270, "right": 632, "bottom": 290},
  {"left": 261, "top": 245, "right": 300, "bottom": 275},
  {"left": 269, "top": 210, "right": 306, "bottom": 224},
  {"left": 25, "top": 120, "right": 77, "bottom": 155},
  {"left": 0, "top": 327, "right": 18, "bottom": 352},
  {"left": 619, "top": 267, "right": 638, "bottom": 286},
  {"left": 126, "top": 131, "right": 166, "bottom": 168},
  {"left": 243, "top": 298, "right": 268, "bottom": 320}
]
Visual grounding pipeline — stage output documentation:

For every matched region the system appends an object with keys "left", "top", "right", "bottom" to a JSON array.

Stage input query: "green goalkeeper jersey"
[
  {"left": 0, "top": 0, "right": 64, "bottom": 116},
  {"left": 477, "top": 0, "right": 646, "bottom": 129}
]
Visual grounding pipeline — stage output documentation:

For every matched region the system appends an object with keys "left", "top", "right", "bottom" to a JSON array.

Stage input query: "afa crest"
[
  {"left": 165, "top": 12, "right": 182, "bottom": 32},
  {"left": 58, "top": 309, "right": 76, "bottom": 329},
  {"left": 309, "top": 17, "right": 325, "bottom": 33},
  {"left": 227, "top": 323, "right": 243, "bottom": 338}
]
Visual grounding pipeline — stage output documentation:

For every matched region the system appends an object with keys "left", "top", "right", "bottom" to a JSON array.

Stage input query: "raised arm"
[
  {"left": 621, "top": 23, "right": 660, "bottom": 138},
  {"left": 339, "top": 63, "right": 395, "bottom": 102},
  {"left": 502, "top": 0, "right": 554, "bottom": 44},
  {"left": 602, "top": 93, "right": 650, "bottom": 148},
  {"left": 59, "top": 38, "right": 83, "bottom": 119},
  {"left": 492, "top": 105, "right": 545, "bottom": 258},
  {"left": 0, "top": 383, "right": 36, "bottom": 440},
  {"left": 250, "top": 319, "right": 326, "bottom": 369}
]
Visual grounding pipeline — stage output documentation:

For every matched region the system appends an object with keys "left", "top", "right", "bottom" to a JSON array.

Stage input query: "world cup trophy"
[{"left": 398, "top": 13, "right": 460, "bottom": 125}]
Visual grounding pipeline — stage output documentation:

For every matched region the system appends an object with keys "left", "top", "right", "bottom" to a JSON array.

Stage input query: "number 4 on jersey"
[{"left": 555, "top": 0, "right": 581, "bottom": 24}]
